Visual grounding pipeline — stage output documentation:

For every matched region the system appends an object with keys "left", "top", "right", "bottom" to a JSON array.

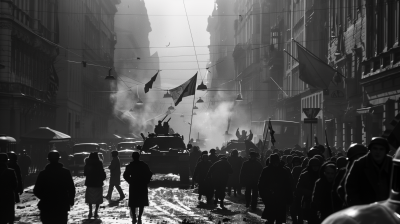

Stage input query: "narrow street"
[{"left": 14, "top": 170, "right": 274, "bottom": 224}]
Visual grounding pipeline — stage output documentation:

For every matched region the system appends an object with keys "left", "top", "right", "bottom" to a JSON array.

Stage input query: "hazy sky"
[{"left": 145, "top": 0, "right": 214, "bottom": 88}]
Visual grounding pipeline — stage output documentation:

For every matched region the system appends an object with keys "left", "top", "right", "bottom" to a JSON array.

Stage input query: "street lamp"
[
  {"left": 136, "top": 98, "right": 143, "bottom": 105},
  {"left": 105, "top": 68, "right": 115, "bottom": 80},
  {"left": 197, "top": 97, "right": 204, "bottom": 103},
  {"left": 163, "top": 91, "right": 172, "bottom": 98},
  {"left": 193, "top": 105, "right": 198, "bottom": 109},
  {"left": 197, "top": 81, "right": 207, "bottom": 91},
  {"left": 236, "top": 94, "right": 243, "bottom": 101},
  {"left": 168, "top": 104, "right": 175, "bottom": 110}
]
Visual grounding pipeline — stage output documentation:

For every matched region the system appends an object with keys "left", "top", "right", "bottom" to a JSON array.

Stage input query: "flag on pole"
[
  {"left": 325, "top": 129, "right": 333, "bottom": 158},
  {"left": 268, "top": 119, "right": 276, "bottom": 146},
  {"left": 170, "top": 73, "right": 197, "bottom": 106},
  {"left": 144, "top": 70, "right": 159, "bottom": 93},
  {"left": 296, "top": 42, "right": 338, "bottom": 89}
]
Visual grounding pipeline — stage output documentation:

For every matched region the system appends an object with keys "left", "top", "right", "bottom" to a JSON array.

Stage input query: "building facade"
[
  {"left": 0, "top": 0, "right": 60, "bottom": 142},
  {"left": 55, "top": 0, "right": 119, "bottom": 143}
]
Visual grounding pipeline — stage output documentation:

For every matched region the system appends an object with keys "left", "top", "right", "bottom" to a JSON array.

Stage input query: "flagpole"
[{"left": 188, "top": 93, "right": 196, "bottom": 144}]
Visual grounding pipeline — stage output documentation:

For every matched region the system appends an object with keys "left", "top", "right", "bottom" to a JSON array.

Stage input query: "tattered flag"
[
  {"left": 170, "top": 73, "right": 197, "bottom": 106},
  {"left": 144, "top": 70, "right": 159, "bottom": 93}
]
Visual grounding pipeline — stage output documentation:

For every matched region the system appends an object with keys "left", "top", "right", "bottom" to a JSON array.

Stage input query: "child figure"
[{"left": 104, "top": 151, "right": 125, "bottom": 200}]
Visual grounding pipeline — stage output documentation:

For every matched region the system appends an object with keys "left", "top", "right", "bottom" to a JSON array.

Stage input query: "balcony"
[{"left": 0, "top": 82, "right": 53, "bottom": 103}]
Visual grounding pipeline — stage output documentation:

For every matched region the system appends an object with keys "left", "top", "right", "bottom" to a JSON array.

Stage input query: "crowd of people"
[
  {"left": 189, "top": 137, "right": 396, "bottom": 224},
  {"left": 0, "top": 149, "right": 151, "bottom": 224}
]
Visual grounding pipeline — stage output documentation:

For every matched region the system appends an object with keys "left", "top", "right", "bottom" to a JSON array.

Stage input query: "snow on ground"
[{"left": 14, "top": 170, "right": 290, "bottom": 224}]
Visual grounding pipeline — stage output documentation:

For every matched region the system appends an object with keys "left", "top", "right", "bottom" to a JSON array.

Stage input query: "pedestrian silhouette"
[
  {"left": 33, "top": 150, "right": 75, "bottom": 224},
  {"left": 123, "top": 150, "right": 153, "bottom": 224},
  {"left": 228, "top": 150, "right": 243, "bottom": 197},
  {"left": 208, "top": 148, "right": 219, "bottom": 165},
  {"left": 206, "top": 156, "right": 233, "bottom": 208},
  {"left": 193, "top": 154, "right": 213, "bottom": 203},
  {"left": 19, "top": 149, "right": 31, "bottom": 186},
  {"left": 0, "top": 153, "right": 17, "bottom": 224},
  {"left": 7, "top": 151, "right": 23, "bottom": 204},
  {"left": 105, "top": 150, "right": 125, "bottom": 201},
  {"left": 84, "top": 152, "right": 106, "bottom": 219},
  {"left": 240, "top": 150, "right": 263, "bottom": 209}
]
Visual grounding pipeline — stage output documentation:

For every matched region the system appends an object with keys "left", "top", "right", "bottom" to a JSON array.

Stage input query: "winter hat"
[
  {"left": 308, "top": 157, "right": 321, "bottom": 167},
  {"left": 210, "top": 148, "right": 216, "bottom": 153},
  {"left": 48, "top": 150, "right": 60, "bottom": 162},
  {"left": 347, "top": 143, "right": 368, "bottom": 159},
  {"left": 368, "top": 137, "right": 390, "bottom": 153},
  {"left": 201, "top": 151, "right": 209, "bottom": 155},
  {"left": 111, "top": 150, "right": 119, "bottom": 157},
  {"left": 314, "top": 154, "right": 325, "bottom": 164},
  {"left": 336, "top": 156, "right": 347, "bottom": 169},
  {"left": 270, "top": 153, "right": 280, "bottom": 164}
]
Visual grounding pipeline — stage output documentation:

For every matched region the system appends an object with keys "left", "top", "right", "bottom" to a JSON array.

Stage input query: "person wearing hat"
[
  {"left": 290, "top": 156, "right": 303, "bottom": 224},
  {"left": 19, "top": 149, "right": 31, "bottom": 186},
  {"left": 208, "top": 148, "right": 219, "bottom": 165},
  {"left": 295, "top": 157, "right": 321, "bottom": 224},
  {"left": 239, "top": 150, "right": 263, "bottom": 209},
  {"left": 258, "top": 153, "right": 293, "bottom": 224},
  {"left": 322, "top": 147, "right": 400, "bottom": 224},
  {"left": 104, "top": 150, "right": 125, "bottom": 201},
  {"left": 206, "top": 155, "right": 233, "bottom": 208},
  {"left": 7, "top": 151, "right": 23, "bottom": 204},
  {"left": 193, "top": 154, "right": 213, "bottom": 203},
  {"left": 33, "top": 150, "right": 76, "bottom": 224},
  {"left": 332, "top": 144, "right": 368, "bottom": 212},
  {"left": 227, "top": 149, "right": 243, "bottom": 197},
  {"left": 345, "top": 137, "right": 393, "bottom": 207},
  {"left": 84, "top": 152, "right": 106, "bottom": 219},
  {"left": 0, "top": 153, "right": 17, "bottom": 224},
  {"left": 123, "top": 150, "right": 153, "bottom": 223},
  {"left": 189, "top": 146, "right": 202, "bottom": 177}
]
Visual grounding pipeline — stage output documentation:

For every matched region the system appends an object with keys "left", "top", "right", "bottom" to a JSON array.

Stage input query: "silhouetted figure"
[
  {"left": 345, "top": 137, "right": 392, "bottom": 207},
  {"left": 206, "top": 156, "right": 233, "bottom": 208},
  {"left": 312, "top": 162, "right": 337, "bottom": 221},
  {"left": 163, "top": 121, "right": 170, "bottom": 135},
  {"left": 235, "top": 128, "right": 253, "bottom": 141},
  {"left": 19, "top": 149, "right": 31, "bottom": 185},
  {"left": 193, "top": 154, "right": 213, "bottom": 203},
  {"left": 105, "top": 151, "right": 125, "bottom": 201},
  {"left": 7, "top": 151, "right": 23, "bottom": 204},
  {"left": 227, "top": 150, "right": 243, "bottom": 197},
  {"left": 154, "top": 120, "right": 163, "bottom": 135},
  {"left": 0, "top": 153, "right": 17, "bottom": 224},
  {"left": 33, "top": 150, "right": 75, "bottom": 224},
  {"left": 290, "top": 156, "right": 303, "bottom": 224},
  {"left": 208, "top": 148, "right": 219, "bottom": 165},
  {"left": 240, "top": 151, "right": 263, "bottom": 209},
  {"left": 123, "top": 151, "right": 153, "bottom": 224},
  {"left": 84, "top": 152, "right": 106, "bottom": 219},
  {"left": 189, "top": 146, "right": 202, "bottom": 176}
]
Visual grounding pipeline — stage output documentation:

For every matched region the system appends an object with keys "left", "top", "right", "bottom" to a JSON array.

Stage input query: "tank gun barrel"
[
  {"left": 161, "top": 114, "right": 168, "bottom": 122},
  {"left": 140, "top": 133, "right": 146, "bottom": 141},
  {"left": 166, "top": 117, "right": 171, "bottom": 123}
]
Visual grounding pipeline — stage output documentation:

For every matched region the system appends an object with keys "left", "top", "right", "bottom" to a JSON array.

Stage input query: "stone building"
[{"left": 0, "top": 0, "right": 60, "bottom": 142}]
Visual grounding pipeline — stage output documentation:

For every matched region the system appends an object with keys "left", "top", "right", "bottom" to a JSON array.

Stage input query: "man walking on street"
[
  {"left": 206, "top": 156, "right": 233, "bottom": 208},
  {"left": 105, "top": 150, "right": 125, "bottom": 201},
  {"left": 240, "top": 151, "right": 263, "bottom": 210},
  {"left": 19, "top": 149, "right": 31, "bottom": 186},
  {"left": 0, "top": 153, "right": 17, "bottom": 224},
  {"left": 34, "top": 150, "right": 76, "bottom": 224}
]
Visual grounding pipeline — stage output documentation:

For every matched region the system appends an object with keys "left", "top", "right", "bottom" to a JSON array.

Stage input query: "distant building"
[
  {"left": 55, "top": 0, "right": 119, "bottom": 143},
  {"left": 0, "top": 1, "right": 60, "bottom": 142}
]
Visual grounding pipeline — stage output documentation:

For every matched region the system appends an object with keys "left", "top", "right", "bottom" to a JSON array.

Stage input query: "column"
[{"left": 0, "top": 1, "right": 13, "bottom": 82}]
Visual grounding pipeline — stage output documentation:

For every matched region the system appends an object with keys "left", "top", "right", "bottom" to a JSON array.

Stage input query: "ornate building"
[
  {"left": 55, "top": 0, "right": 119, "bottom": 142},
  {"left": 0, "top": 0, "right": 60, "bottom": 142}
]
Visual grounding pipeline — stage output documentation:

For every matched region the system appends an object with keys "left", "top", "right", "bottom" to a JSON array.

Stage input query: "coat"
[
  {"left": 240, "top": 158, "right": 263, "bottom": 187},
  {"left": 8, "top": 162, "right": 23, "bottom": 203},
  {"left": 33, "top": 162, "right": 75, "bottom": 211},
  {"left": 296, "top": 165, "right": 320, "bottom": 210},
  {"left": 312, "top": 163, "right": 335, "bottom": 221},
  {"left": 258, "top": 164, "right": 293, "bottom": 219},
  {"left": 345, "top": 153, "right": 392, "bottom": 206},
  {"left": 228, "top": 155, "right": 243, "bottom": 188},
  {"left": 206, "top": 159, "right": 233, "bottom": 187},
  {"left": 0, "top": 165, "right": 17, "bottom": 223},
  {"left": 291, "top": 165, "right": 303, "bottom": 186},
  {"left": 208, "top": 154, "right": 219, "bottom": 165},
  {"left": 108, "top": 157, "right": 121, "bottom": 185},
  {"left": 192, "top": 160, "right": 212, "bottom": 196},
  {"left": 123, "top": 160, "right": 153, "bottom": 207},
  {"left": 84, "top": 159, "right": 106, "bottom": 187},
  {"left": 331, "top": 167, "right": 346, "bottom": 212},
  {"left": 189, "top": 150, "right": 202, "bottom": 175}
]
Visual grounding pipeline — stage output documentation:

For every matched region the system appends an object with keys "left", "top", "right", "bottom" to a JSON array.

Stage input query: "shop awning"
[
  {"left": 356, "top": 105, "right": 384, "bottom": 115},
  {"left": 21, "top": 127, "right": 71, "bottom": 142}
]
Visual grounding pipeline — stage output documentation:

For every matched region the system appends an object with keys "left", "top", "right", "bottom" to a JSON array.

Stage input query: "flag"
[
  {"left": 325, "top": 129, "right": 333, "bottom": 158},
  {"left": 47, "top": 64, "right": 59, "bottom": 101},
  {"left": 268, "top": 119, "right": 276, "bottom": 146},
  {"left": 296, "top": 42, "right": 338, "bottom": 89},
  {"left": 144, "top": 70, "right": 159, "bottom": 93},
  {"left": 170, "top": 73, "right": 197, "bottom": 106}
]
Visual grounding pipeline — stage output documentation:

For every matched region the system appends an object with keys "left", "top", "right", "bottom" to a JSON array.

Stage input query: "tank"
[{"left": 140, "top": 133, "right": 190, "bottom": 187}]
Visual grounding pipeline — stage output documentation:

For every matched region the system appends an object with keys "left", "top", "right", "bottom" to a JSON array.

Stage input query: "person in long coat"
[
  {"left": 105, "top": 150, "right": 125, "bottom": 200},
  {"left": 189, "top": 146, "right": 202, "bottom": 176},
  {"left": 227, "top": 150, "right": 243, "bottom": 196},
  {"left": 33, "top": 150, "right": 75, "bottom": 224},
  {"left": 193, "top": 154, "right": 212, "bottom": 203},
  {"left": 18, "top": 149, "right": 31, "bottom": 185},
  {"left": 345, "top": 137, "right": 392, "bottom": 206},
  {"left": 206, "top": 156, "right": 233, "bottom": 208},
  {"left": 296, "top": 157, "right": 321, "bottom": 224},
  {"left": 290, "top": 156, "right": 304, "bottom": 224},
  {"left": 0, "top": 153, "right": 17, "bottom": 224},
  {"left": 7, "top": 151, "right": 23, "bottom": 204},
  {"left": 311, "top": 162, "right": 337, "bottom": 222},
  {"left": 84, "top": 152, "right": 106, "bottom": 219},
  {"left": 258, "top": 153, "right": 293, "bottom": 224},
  {"left": 123, "top": 151, "right": 153, "bottom": 224},
  {"left": 240, "top": 151, "right": 263, "bottom": 209}
]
